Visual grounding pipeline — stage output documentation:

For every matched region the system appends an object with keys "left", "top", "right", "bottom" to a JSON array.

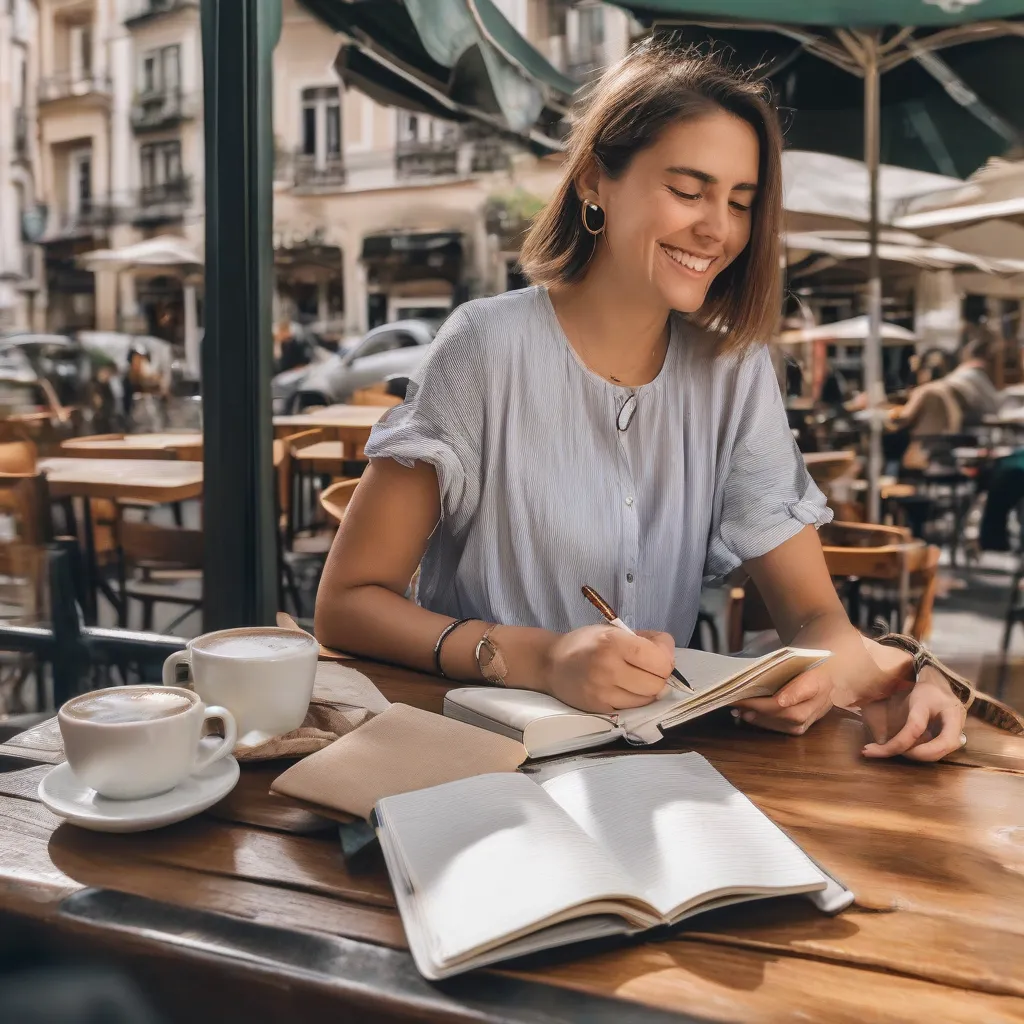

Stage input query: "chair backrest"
[
  {"left": 320, "top": 479, "right": 359, "bottom": 524},
  {"left": 118, "top": 517, "right": 204, "bottom": 568},
  {"left": 0, "top": 440, "right": 37, "bottom": 475}
]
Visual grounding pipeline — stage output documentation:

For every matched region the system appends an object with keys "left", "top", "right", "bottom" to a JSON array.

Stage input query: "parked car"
[
  {"left": 0, "top": 334, "right": 90, "bottom": 408},
  {"left": 272, "top": 319, "right": 437, "bottom": 413}
]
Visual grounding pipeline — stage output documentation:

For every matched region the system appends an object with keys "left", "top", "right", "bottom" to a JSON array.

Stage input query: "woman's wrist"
[{"left": 434, "top": 620, "right": 559, "bottom": 690}]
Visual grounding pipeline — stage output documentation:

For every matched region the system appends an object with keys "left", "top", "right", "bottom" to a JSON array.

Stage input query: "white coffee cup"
[
  {"left": 162, "top": 626, "right": 319, "bottom": 747},
  {"left": 58, "top": 685, "right": 237, "bottom": 800}
]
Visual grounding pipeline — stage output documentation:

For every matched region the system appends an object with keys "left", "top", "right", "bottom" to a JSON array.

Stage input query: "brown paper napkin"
[
  {"left": 270, "top": 703, "right": 527, "bottom": 819},
  {"left": 234, "top": 701, "right": 373, "bottom": 762}
]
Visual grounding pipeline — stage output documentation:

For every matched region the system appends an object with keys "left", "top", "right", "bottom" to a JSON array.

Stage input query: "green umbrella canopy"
[
  {"left": 609, "top": 3, "right": 1024, "bottom": 176},
  {"left": 618, "top": 1, "right": 1024, "bottom": 27},
  {"left": 301, "top": 0, "right": 573, "bottom": 150}
]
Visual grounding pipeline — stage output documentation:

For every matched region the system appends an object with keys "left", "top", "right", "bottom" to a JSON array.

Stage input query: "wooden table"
[
  {"left": 2, "top": 660, "right": 1023, "bottom": 1023},
  {"left": 40, "top": 457, "right": 204, "bottom": 504},
  {"left": 39, "top": 458, "right": 204, "bottom": 623},
  {"left": 273, "top": 404, "right": 390, "bottom": 458},
  {"left": 61, "top": 433, "right": 204, "bottom": 460}
]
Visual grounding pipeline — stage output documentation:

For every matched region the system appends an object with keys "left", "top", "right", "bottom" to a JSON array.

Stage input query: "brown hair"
[{"left": 520, "top": 39, "right": 784, "bottom": 354}]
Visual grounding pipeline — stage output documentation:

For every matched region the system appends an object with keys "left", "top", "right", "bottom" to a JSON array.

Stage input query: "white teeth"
[{"left": 662, "top": 245, "right": 713, "bottom": 273}]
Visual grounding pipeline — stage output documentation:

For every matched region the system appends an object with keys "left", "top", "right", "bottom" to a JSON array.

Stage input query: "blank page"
[
  {"left": 376, "top": 772, "right": 641, "bottom": 966},
  {"left": 541, "top": 753, "right": 826, "bottom": 919}
]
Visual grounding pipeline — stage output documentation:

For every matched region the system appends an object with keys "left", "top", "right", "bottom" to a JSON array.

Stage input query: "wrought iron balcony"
[
  {"left": 38, "top": 73, "right": 112, "bottom": 104},
  {"left": 58, "top": 199, "right": 118, "bottom": 236},
  {"left": 124, "top": 0, "right": 198, "bottom": 26},
  {"left": 395, "top": 139, "right": 459, "bottom": 180},
  {"left": 132, "top": 177, "right": 193, "bottom": 223},
  {"left": 130, "top": 90, "right": 196, "bottom": 132},
  {"left": 278, "top": 151, "right": 347, "bottom": 190}
]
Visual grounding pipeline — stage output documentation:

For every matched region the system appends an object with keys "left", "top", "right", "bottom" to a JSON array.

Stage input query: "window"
[
  {"left": 69, "top": 149, "right": 92, "bottom": 213},
  {"left": 69, "top": 23, "right": 92, "bottom": 80},
  {"left": 140, "top": 45, "right": 180, "bottom": 95},
  {"left": 300, "top": 86, "right": 342, "bottom": 164},
  {"left": 140, "top": 141, "right": 183, "bottom": 188}
]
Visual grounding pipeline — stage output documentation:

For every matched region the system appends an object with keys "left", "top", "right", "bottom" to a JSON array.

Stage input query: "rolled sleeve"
[
  {"left": 362, "top": 305, "right": 483, "bottom": 536},
  {"left": 705, "top": 347, "right": 832, "bottom": 579}
]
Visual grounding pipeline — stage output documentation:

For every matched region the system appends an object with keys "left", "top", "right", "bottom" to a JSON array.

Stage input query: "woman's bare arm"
[{"left": 314, "top": 459, "right": 673, "bottom": 705}]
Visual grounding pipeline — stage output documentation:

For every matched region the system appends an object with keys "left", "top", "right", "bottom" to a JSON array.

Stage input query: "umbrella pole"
[{"left": 863, "top": 34, "right": 884, "bottom": 524}]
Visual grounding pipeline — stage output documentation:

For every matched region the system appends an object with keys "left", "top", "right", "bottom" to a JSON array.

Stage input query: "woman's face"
[{"left": 593, "top": 110, "right": 761, "bottom": 313}]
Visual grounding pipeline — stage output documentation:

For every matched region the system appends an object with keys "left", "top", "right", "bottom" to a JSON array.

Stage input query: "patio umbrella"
[
  {"left": 608, "top": 1, "right": 1024, "bottom": 519},
  {"left": 302, "top": 0, "right": 574, "bottom": 151},
  {"left": 79, "top": 236, "right": 203, "bottom": 378},
  {"left": 785, "top": 227, "right": 1024, "bottom": 276},
  {"left": 779, "top": 316, "right": 917, "bottom": 347}
]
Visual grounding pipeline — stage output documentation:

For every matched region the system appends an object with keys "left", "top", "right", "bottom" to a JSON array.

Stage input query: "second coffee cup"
[{"left": 163, "top": 626, "right": 319, "bottom": 745}]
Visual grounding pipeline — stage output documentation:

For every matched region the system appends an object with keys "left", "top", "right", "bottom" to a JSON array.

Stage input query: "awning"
[{"left": 303, "top": 0, "right": 573, "bottom": 151}]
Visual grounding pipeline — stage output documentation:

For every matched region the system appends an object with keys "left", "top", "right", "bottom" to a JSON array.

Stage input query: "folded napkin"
[
  {"left": 270, "top": 703, "right": 527, "bottom": 819},
  {"left": 234, "top": 702, "right": 373, "bottom": 762}
]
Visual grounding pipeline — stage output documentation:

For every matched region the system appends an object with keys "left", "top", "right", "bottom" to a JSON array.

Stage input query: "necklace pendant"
[{"left": 609, "top": 374, "right": 621, "bottom": 384}]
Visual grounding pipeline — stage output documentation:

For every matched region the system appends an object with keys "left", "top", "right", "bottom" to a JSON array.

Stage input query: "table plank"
[{"left": 39, "top": 457, "right": 203, "bottom": 503}]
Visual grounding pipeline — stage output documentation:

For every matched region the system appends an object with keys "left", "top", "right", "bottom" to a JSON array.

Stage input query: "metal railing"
[
  {"left": 58, "top": 198, "right": 118, "bottom": 234},
  {"left": 395, "top": 139, "right": 459, "bottom": 180},
  {"left": 130, "top": 90, "right": 197, "bottom": 131},
  {"left": 124, "top": 0, "right": 197, "bottom": 25},
  {"left": 133, "top": 177, "right": 193, "bottom": 222},
  {"left": 292, "top": 151, "right": 346, "bottom": 189},
  {"left": 38, "top": 72, "right": 112, "bottom": 104}
]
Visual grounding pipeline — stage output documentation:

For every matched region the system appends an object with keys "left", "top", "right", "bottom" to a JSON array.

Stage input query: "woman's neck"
[{"left": 549, "top": 250, "right": 671, "bottom": 387}]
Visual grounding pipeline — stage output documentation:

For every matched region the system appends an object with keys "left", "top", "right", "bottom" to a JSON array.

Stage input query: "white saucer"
[{"left": 38, "top": 756, "right": 240, "bottom": 833}]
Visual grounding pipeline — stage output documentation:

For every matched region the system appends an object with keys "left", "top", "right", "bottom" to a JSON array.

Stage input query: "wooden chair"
[
  {"left": 320, "top": 479, "right": 359, "bottom": 524},
  {"left": 0, "top": 440, "right": 37, "bottom": 475},
  {"left": 116, "top": 512, "right": 204, "bottom": 633},
  {"left": 725, "top": 521, "right": 941, "bottom": 652}
]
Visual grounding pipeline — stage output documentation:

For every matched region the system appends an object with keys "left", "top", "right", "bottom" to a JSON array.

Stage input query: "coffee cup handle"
[
  {"left": 194, "top": 706, "right": 237, "bottom": 770},
  {"left": 163, "top": 649, "right": 192, "bottom": 688}
]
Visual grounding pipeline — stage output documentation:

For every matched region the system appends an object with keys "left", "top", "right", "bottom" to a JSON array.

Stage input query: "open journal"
[
  {"left": 374, "top": 751, "right": 853, "bottom": 980},
  {"left": 444, "top": 646, "right": 830, "bottom": 758}
]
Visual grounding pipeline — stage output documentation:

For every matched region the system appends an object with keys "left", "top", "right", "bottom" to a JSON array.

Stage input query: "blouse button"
[
  {"left": 625, "top": 496, "right": 634, "bottom": 507},
  {"left": 626, "top": 572, "right": 635, "bottom": 583}
]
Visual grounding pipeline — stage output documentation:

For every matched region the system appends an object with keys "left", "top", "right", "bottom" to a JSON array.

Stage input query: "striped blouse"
[{"left": 363, "top": 286, "right": 831, "bottom": 646}]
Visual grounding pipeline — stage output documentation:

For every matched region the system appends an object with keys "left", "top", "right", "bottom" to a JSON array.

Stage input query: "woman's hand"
[
  {"left": 732, "top": 659, "right": 837, "bottom": 735},
  {"left": 860, "top": 664, "right": 967, "bottom": 762},
  {"left": 542, "top": 625, "right": 676, "bottom": 714}
]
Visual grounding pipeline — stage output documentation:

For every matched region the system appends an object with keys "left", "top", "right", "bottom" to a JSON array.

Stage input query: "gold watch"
[{"left": 475, "top": 624, "right": 508, "bottom": 686}]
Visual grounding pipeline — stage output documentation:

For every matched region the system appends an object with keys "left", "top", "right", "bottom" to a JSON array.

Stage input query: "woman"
[{"left": 317, "top": 42, "right": 967, "bottom": 761}]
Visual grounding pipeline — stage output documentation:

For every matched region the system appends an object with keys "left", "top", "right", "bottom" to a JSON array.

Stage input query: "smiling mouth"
[{"left": 659, "top": 243, "right": 717, "bottom": 275}]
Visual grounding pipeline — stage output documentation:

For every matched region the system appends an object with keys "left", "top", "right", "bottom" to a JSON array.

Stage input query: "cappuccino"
[
  {"left": 196, "top": 629, "right": 316, "bottom": 660},
  {"left": 64, "top": 687, "right": 195, "bottom": 725}
]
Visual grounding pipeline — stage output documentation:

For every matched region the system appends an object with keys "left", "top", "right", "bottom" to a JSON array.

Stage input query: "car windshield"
[{"left": 348, "top": 329, "right": 421, "bottom": 362}]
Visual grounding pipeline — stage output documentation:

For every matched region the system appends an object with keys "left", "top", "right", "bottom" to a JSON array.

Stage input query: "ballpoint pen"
[{"left": 581, "top": 585, "right": 693, "bottom": 692}]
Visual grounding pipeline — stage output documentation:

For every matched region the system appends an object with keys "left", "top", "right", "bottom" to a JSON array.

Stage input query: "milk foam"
[
  {"left": 65, "top": 687, "right": 194, "bottom": 724},
  {"left": 197, "top": 629, "right": 315, "bottom": 659}
]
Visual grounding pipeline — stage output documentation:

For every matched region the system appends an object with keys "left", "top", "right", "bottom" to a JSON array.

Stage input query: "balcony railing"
[
  {"left": 130, "top": 90, "right": 197, "bottom": 131},
  {"left": 294, "top": 152, "right": 346, "bottom": 189},
  {"left": 58, "top": 199, "right": 118, "bottom": 235},
  {"left": 124, "top": 0, "right": 197, "bottom": 26},
  {"left": 395, "top": 139, "right": 459, "bottom": 180},
  {"left": 39, "top": 73, "right": 112, "bottom": 104},
  {"left": 133, "top": 177, "right": 193, "bottom": 223}
]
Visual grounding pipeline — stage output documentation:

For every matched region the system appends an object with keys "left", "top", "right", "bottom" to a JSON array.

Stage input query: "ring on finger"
[{"left": 959, "top": 732, "right": 967, "bottom": 748}]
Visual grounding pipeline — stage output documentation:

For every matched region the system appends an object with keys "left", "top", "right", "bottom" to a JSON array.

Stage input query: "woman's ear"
[{"left": 573, "top": 158, "right": 602, "bottom": 206}]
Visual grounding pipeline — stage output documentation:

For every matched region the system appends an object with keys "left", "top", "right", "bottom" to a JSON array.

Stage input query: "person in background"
[{"left": 943, "top": 331, "right": 1001, "bottom": 427}]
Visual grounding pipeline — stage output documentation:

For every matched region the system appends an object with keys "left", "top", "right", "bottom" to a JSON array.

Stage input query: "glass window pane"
[
  {"left": 326, "top": 104, "right": 340, "bottom": 155},
  {"left": 302, "top": 105, "right": 316, "bottom": 155}
]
